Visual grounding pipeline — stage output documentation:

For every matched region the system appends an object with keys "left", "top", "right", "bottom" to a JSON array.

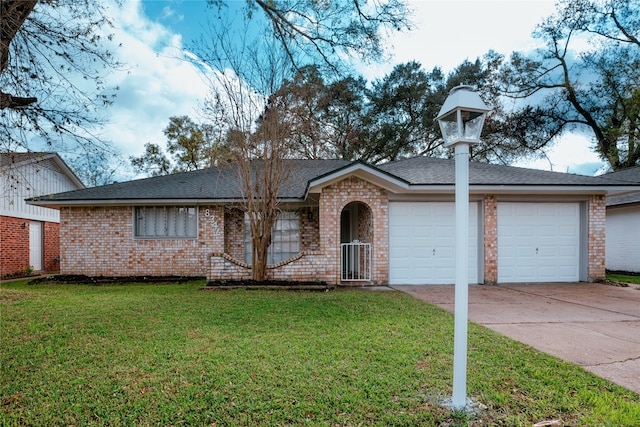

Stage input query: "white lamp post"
[{"left": 436, "top": 85, "right": 490, "bottom": 410}]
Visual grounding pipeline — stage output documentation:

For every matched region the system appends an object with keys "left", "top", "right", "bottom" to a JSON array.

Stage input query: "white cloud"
[
  {"left": 365, "top": 0, "right": 557, "bottom": 81},
  {"left": 101, "top": 0, "right": 209, "bottom": 159},
  {"left": 96, "top": 0, "right": 605, "bottom": 176},
  {"left": 513, "top": 133, "right": 606, "bottom": 175}
]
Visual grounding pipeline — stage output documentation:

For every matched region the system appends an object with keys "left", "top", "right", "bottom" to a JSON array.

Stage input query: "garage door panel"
[
  {"left": 498, "top": 203, "right": 579, "bottom": 283},
  {"left": 389, "top": 202, "right": 478, "bottom": 285}
]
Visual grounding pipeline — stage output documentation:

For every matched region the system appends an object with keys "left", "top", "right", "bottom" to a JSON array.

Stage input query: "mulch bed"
[
  {"left": 204, "top": 279, "right": 334, "bottom": 291},
  {"left": 24, "top": 275, "right": 333, "bottom": 290},
  {"left": 28, "top": 275, "right": 204, "bottom": 285}
]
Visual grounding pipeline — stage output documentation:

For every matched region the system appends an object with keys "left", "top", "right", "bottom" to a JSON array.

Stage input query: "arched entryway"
[{"left": 340, "top": 201, "right": 373, "bottom": 282}]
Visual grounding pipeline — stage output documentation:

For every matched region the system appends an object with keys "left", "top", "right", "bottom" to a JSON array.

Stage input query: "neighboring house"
[
  {"left": 27, "top": 157, "right": 640, "bottom": 285},
  {"left": 602, "top": 166, "right": 640, "bottom": 273},
  {"left": 1, "top": 152, "right": 84, "bottom": 277}
]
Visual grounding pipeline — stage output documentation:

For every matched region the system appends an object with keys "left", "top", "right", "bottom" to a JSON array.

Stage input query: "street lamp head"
[{"left": 436, "top": 85, "right": 491, "bottom": 147}]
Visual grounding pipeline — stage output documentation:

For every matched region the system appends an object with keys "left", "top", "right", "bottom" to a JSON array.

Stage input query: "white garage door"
[
  {"left": 498, "top": 203, "right": 580, "bottom": 283},
  {"left": 389, "top": 202, "right": 478, "bottom": 285}
]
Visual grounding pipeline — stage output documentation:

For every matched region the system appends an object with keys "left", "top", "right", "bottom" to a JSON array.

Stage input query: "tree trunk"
[
  {"left": 1, "top": 0, "right": 38, "bottom": 109},
  {"left": 252, "top": 237, "right": 269, "bottom": 282}
]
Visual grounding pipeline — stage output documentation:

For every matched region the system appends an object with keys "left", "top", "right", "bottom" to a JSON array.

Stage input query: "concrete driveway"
[{"left": 393, "top": 282, "right": 640, "bottom": 395}]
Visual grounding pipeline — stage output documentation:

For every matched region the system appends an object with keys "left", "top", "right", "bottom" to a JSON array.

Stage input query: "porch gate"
[{"left": 341, "top": 241, "right": 372, "bottom": 282}]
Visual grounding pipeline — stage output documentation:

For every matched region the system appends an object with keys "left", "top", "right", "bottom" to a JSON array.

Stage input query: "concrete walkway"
[{"left": 393, "top": 282, "right": 640, "bottom": 395}]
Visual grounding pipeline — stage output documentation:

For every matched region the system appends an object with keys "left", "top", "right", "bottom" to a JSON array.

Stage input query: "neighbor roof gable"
[
  {"left": 1, "top": 152, "right": 84, "bottom": 189},
  {"left": 601, "top": 166, "right": 640, "bottom": 207}
]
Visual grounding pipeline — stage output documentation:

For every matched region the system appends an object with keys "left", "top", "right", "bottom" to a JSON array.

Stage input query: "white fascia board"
[
  {"left": 384, "top": 184, "right": 638, "bottom": 196},
  {"left": 306, "top": 163, "right": 409, "bottom": 196},
  {"left": 26, "top": 197, "right": 304, "bottom": 209},
  {"left": 469, "top": 185, "right": 640, "bottom": 196}
]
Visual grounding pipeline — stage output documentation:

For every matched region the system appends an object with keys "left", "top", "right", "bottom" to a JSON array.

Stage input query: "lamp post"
[{"left": 436, "top": 85, "right": 490, "bottom": 410}]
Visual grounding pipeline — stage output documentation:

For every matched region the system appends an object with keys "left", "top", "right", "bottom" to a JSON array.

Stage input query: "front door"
[{"left": 29, "top": 220, "right": 43, "bottom": 271}]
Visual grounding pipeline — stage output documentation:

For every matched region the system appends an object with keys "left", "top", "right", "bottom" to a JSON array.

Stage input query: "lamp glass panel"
[
  {"left": 440, "top": 120, "right": 461, "bottom": 144},
  {"left": 463, "top": 114, "right": 485, "bottom": 140}
]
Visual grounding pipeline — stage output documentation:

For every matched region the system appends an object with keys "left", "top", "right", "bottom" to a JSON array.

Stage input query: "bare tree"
[
  {"left": 196, "top": 15, "right": 294, "bottom": 281},
  {"left": 192, "top": 1, "right": 410, "bottom": 280},
  {"left": 230, "top": 103, "right": 293, "bottom": 281},
  {"left": 1, "top": 0, "right": 37, "bottom": 109},
  {"left": 1, "top": 0, "right": 121, "bottom": 154}
]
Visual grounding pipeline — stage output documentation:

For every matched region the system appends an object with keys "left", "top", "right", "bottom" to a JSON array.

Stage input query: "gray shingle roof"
[
  {"left": 378, "top": 156, "right": 626, "bottom": 186},
  {"left": 29, "top": 159, "right": 351, "bottom": 202},
  {"left": 27, "top": 156, "right": 639, "bottom": 205},
  {"left": 600, "top": 166, "right": 640, "bottom": 206}
]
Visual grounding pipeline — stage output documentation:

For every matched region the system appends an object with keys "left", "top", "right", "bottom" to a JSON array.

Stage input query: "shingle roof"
[
  {"left": 378, "top": 156, "right": 625, "bottom": 186},
  {"left": 600, "top": 166, "right": 640, "bottom": 207},
  {"left": 27, "top": 156, "right": 639, "bottom": 206},
  {"left": 29, "top": 159, "right": 351, "bottom": 202}
]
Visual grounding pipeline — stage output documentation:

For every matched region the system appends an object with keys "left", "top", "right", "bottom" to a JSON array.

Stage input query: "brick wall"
[
  {"left": 319, "top": 177, "right": 389, "bottom": 285},
  {"left": 0, "top": 216, "right": 60, "bottom": 276},
  {"left": 208, "top": 250, "right": 329, "bottom": 282},
  {"left": 299, "top": 207, "right": 320, "bottom": 251},
  {"left": 224, "top": 208, "right": 244, "bottom": 260},
  {"left": 57, "top": 189, "right": 609, "bottom": 285},
  {"left": 60, "top": 205, "right": 222, "bottom": 277},
  {"left": 0, "top": 216, "right": 30, "bottom": 277},
  {"left": 588, "top": 195, "right": 606, "bottom": 281},
  {"left": 483, "top": 195, "right": 498, "bottom": 285},
  {"left": 43, "top": 221, "right": 60, "bottom": 272}
]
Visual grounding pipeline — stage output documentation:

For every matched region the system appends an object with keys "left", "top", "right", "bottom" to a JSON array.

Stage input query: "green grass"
[
  {"left": 1, "top": 281, "right": 638, "bottom": 426},
  {"left": 607, "top": 273, "right": 640, "bottom": 285}
]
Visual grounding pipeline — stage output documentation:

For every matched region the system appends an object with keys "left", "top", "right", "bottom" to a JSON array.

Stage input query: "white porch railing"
[{"left": 341, "top": 241, "right": 372, "bottom": 282}]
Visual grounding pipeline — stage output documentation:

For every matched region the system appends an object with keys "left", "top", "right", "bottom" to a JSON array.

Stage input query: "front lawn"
[
  {"left": 1, "top": 281, "right": 638, "bottom": 426},
  {"left": 607, "top": 272, "right": 640, "bottom": 285}
]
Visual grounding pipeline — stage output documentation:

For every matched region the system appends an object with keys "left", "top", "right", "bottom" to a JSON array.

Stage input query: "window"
[
  {"left": 135, "top": 206, "right": 197, "bottom": 238},
  {"left": 244, "top": 211, "right": 300, "bottom": 264}
]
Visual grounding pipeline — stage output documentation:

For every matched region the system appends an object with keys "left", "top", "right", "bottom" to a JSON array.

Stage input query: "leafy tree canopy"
[
  {"left": 500, "top": 0, "right": 639, "bottom": 170},
  {"left": 130, "top": 116, "right": 232, "bottom": 176}
]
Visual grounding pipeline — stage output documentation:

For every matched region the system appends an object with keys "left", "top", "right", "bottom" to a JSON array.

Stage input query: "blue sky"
[{"left": 94, "top": 0, "right": 606, "bottom": 176}]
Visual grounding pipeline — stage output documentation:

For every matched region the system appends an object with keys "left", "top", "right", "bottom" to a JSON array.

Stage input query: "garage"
[
  {"left": 497, "top": 202, "right": 580, "bottom": 283},
  {"left": 389, "top": 202, "right": 479, "bottom": 285}
]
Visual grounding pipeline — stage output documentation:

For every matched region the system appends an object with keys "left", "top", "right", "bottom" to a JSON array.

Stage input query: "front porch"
[{"left": 206, "top": 177, "right": 389, "bottom": 286}]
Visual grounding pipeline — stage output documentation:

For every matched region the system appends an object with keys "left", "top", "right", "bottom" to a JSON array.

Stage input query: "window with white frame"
[
  {"left": 135, "top": 206, "right": 197, "bottom": 238},
  {"left": 244, "top": 211, "right": 300, "bottom": 264}
]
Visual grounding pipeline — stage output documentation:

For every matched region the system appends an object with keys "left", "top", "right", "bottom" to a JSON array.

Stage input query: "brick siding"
[
  {"left": 43, "top": 221, "right": 60, "bottom": 272},
  {"left": 1, "top": 216, "right": 60, "bottom": 277},
  {"left": 56, "top": 185, "right": 609, "bottom": 285},
  {"left": 588, "top": 195, "right": 606, "bottom": 281},
  {"left": 483, "top": 195, "right": 498, "bottom": 285},
  {"left": 319, "top": 177, "right": 389, "bottom": 285},
  {"left": 60, "top": 206, "right": 222, "bottom": 277},
  {"left": 0, "top": 216, "right": 30, "bottom": 277}
]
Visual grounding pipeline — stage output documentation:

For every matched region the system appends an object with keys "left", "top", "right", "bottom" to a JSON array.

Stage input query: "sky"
[{"left": 93, "top": 0, "right": 606, "bottom": 177}]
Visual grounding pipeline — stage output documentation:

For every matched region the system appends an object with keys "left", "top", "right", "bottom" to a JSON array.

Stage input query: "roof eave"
[
  {"left": 390, "top": 184, "right": 632, "bottom": 195},
  {"left": 306, "top": 162, "right": 410, "bottom": 197},
  {"left": 26, "top": 196, "right": 306, "bottom": 209}
]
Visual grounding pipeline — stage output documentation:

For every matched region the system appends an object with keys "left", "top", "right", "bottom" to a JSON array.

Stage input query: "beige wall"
[
  {"left": 58, "top": 182, "right": 608, "bottom": 284},
  {"left": 60, "top": 205, "right": 222, "bottom": 277}
]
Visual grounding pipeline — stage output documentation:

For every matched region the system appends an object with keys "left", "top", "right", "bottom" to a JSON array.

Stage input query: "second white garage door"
[
  {"left": 498, "top": 203, "right": 580, "bottom": 283},
  {"left": 389, "top": 202, "right": 478, "bottom": 285}
]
